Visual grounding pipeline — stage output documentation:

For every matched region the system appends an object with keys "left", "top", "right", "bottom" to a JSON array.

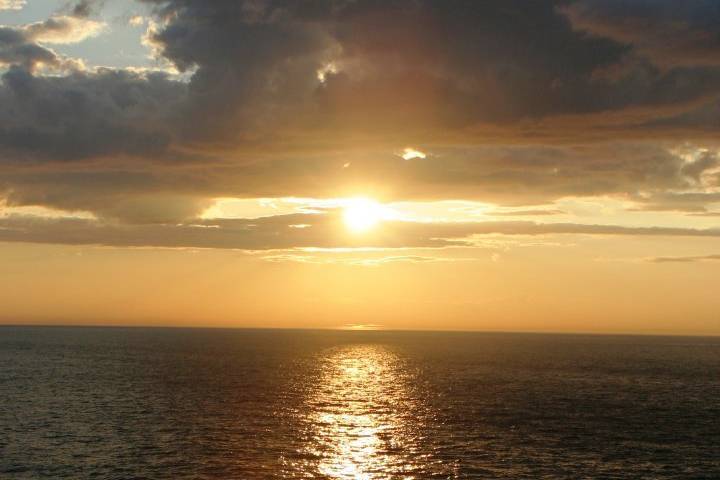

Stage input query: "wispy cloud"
[
  {"left": 260, "top": 253, "right": 474, "bottom": 266},
  {"left": 0, "top": 211, "right": 719, "bottom": 250},
  {"left": 487, "top": 209, "right": 567, "bottom": 217},
  {"left": 648, "top": 254, "right": 720, "bottom": 263}
]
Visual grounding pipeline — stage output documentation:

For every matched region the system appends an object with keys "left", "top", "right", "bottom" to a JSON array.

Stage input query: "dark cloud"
[
  {"left": 0, "top": 27, "right": 66, "bottom": 71},
  {"left": 124, "top": 0, "right": 720, "bottom": 152},
  {"left": 0, "top": 164, "right": 211, "bottom": 223},
  {"left": 0, "top": 66, "right": 185, "bottom": 161},
  {"left": 564, "top": 0, "right": 720, "bottom": 67},
  {"left": 70, "top": 0, "right": 104, "bottom": 18},
  {"left": 640, "top": 98, "right": 720, "bottom": 134},
  {"left": 138, "top": 0, "right": 720, "bottom": 134}
]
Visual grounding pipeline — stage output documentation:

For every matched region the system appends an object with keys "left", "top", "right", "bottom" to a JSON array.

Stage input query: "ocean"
[{"left": 1, "top": 327, "right": 719, "bottom": 478}]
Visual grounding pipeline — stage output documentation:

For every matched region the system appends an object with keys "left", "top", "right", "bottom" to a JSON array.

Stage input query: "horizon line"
[{"left": 1, "top": 323, "right": 719, "bottom": 338}]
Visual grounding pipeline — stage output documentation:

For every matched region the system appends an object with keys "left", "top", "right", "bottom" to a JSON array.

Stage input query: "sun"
[{"left": 343, "top": 198, "right": 387, "bottom": 233}]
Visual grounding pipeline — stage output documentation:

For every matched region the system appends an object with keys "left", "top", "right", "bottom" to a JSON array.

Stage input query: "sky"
[{"left": 0, "top": 0, "right": 719, "bottom": 334}]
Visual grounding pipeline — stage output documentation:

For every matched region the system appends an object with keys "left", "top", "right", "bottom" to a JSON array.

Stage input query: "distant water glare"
[{"left": 1, "top": 327, "right": 719, "bottom": 478}]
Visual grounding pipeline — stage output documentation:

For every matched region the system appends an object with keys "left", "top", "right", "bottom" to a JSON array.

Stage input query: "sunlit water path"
[{"left": 282, "top": 344, "right": 454, "bottom": 478}]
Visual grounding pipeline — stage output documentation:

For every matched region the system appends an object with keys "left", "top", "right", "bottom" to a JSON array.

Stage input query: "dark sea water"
[{"left": 1, "top": 327, "right": 719, "bottom": 479}]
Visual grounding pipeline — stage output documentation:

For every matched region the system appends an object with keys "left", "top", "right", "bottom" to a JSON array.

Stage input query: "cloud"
[
  {"left": 23, "top": 15, "right": 106, "bottom": 45},
  {"left": 133, "top": 0, "right": 720, "bottom": 142},
  {"left": 563, "top": 0, "right": 720, "bottom": 67},
  {"left": 680, "top": 150, "right": 719, "bottom": 182},
  {"left": 3, "top": 140, "right": 720, "bottom": 224},
  {"left": 129, "top": 15, "right": 146, "bottom": 27},
  {"left": 3, "top": 1, "right": 720, "bottom": 148},
  {"left": 0, "top": 210, "right": 718, "bottom": 250},
  {"left": 0, "top": 0, "right": 25, "bottom": 11},
  {"left": 648, "top": 254, "right": 720, "bottom": 263},
  {"left": 629, "top": 191, "right": 720, "bottom": 213},
  {"left": 0, "top": 27, "right": 62, "bottom": 71},
  {"left": 488, "top": 209, "right": 567, "bottom": 217},
  {"left": 70, "top": 0, "right": 103, "bottom": 18},
  {"left": 0, "top": 14, "right": 106, "bottom": 72},
  {"left": 260, "top": 254, "right": 463, "bottom": 266},
  {"left": 1, "top": 1, "right": 720, "bottom": 232},
  {"left": 0, "top": 66, "right": 186, "bottom": 161},
  {"left": 687, "top": 212, "right": 720, "bottom": 217}
]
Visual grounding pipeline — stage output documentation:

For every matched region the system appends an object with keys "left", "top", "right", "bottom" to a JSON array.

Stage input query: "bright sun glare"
[{"left": 343, "top": 198, "right": 387, "bottom": 233}]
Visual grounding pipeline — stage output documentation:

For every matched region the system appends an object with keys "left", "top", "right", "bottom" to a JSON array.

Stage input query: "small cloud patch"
[
  {"left": 0, "top": 0, "right": 25, "bottom": 11},
  {"left": 649, "top": 254, "right": 720, "bottom": 263},
  {"left": 129, "top": 15, "right": 146, "bottom": 27},
  {"left": 399, "top": 147, "right": 427, "bottom": 161}
]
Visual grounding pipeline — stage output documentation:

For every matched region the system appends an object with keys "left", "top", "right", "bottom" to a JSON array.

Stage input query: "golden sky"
[{"left": 0, "top": 1, "right": 719, "bottom": 333}]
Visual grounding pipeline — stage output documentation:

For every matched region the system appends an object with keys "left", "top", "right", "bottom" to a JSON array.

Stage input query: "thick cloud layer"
[
  {"left": 1, "top": 0, "right": 719, "bottom": 242},
  {"left": 138, "top": 0, "right": 720, "bottom": 137}
]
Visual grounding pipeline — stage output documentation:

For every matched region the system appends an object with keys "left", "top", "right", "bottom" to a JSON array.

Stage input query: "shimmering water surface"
[{"left": 1, "top": 327, "right": 719, "bottom": 479}]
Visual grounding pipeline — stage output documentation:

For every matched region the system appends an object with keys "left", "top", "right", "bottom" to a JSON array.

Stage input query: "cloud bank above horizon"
[{"left": 0, "top": 0, "right": 718, "bottom": 251}]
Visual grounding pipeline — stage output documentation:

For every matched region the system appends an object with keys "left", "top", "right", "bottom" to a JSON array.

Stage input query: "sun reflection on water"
[{"left": 282, "top": 344, "right": 451, "bottom": 479}]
